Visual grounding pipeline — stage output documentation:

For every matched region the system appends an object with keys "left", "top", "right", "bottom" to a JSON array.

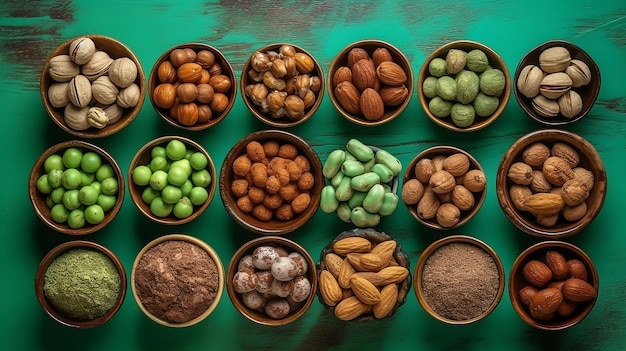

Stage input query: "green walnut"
[
  {"left": 466, "top": 49, "right": 489, "bottom": 73},
  {"left": 473, "top": 92, "right": 499, "bottom": 117},
  {"left": 422, "top": 76, "right": 438, "bottom": 98},
  {"left": 429, "top": 97, "right": 453, "bottom": 118},
  {"left": 455, "top": 70, "right": 480, "bottom": 104},
  {"left": 446, "top": 49, "right": 467, "bottom": 75},
  {"left": 436, "top": 76, "right": 457, "bottom": 101},
  {"left": 428, "top": 58, "right": 447, "bottom": 77},
  {"left": 480, "top": 68, "right": 505, "bottom": 96},
  {"left": 450, "top": 103, "right": 475, "bottom": 127}
]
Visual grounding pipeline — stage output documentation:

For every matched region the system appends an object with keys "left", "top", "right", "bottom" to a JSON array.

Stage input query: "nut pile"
[
  {"left": 517, "top": 46, "right": 591, "bottom": 119},
  {"left": 320, "top": 139, "right": 401, "bottom": 228},
  {"left": 507, "top": 141, "right": 594, "bottom": 226},
  {"left": 244, "top": 45, "right": 321, "bottom": 122},
  {"left": 152, "top": 46, "right": 232, "bottom": 126},
  {"left": 333, "top": 46, "right": 410, "bottom": 121},
  {"left": 231, "top": 140, "right": 315, "bottom": 222},
  {"left": 403, "top": 152, "right": 486, "bottom": 228},
  {"left": 318, "top": 236, "right": 409, "bottom": 321},
  {"left": 519, "top": 250, "right": 597, "bottom": 322},
  {"left": 47, "top": 37, "right": 140, "bottom": 130},
  {"left": 232, "top": 245, "right": 312, "bottom": 320},
  {"left": 422, "top": 48, "right": 505, "bottom": 127}
]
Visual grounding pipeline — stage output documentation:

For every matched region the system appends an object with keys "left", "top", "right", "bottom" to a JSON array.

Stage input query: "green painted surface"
[{"left": 1, "top": 0, "right": 625, "bottom": 350}]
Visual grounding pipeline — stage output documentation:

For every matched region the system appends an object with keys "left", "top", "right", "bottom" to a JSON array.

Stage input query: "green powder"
[{"left": 43, "top": 248, "right": 121, "bottom": 320}]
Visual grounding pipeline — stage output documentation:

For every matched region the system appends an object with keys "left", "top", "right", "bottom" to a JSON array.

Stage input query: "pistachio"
[
  {"left": 558, "top": 90, "right": 583, "bottom": 118},
  {"left": 539, "top": 46, "right": 571, "bottom": 73},
  {"left": 532, "top": 95, "right": 560, "bottom": 118},
  {"left": 565, "top": 59, "right": 591, "bottom": 88},
  {"left": 540, "top": 72, "right": 572, "bottom": 99},
  {"left": 517, "top": 65, "right": 544, "bottom": 98}
]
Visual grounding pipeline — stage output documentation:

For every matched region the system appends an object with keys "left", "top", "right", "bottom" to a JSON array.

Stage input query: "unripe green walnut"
[
  {"left": 436, "top": 76, "right": 456, "bottom": 101},
  {"left": 428, "top": 57, "right": 447, "bottom": 77},
  {"left": 480, "top": 68, "right": 505, "bottom": 96},
  {"left": 451, "top": 103, "right": 475, "bottom": 127},
  {"left": 446, "top": 49, "right": 466, "bottom": 74},
  {"left": 473, "top": 92, "right": 499, "bottom": 117},
  {"left": 466, "top": 49, "right": 489, "bottom": 73},
  {"left": 429, "top": 97, "right": 452, "bottom": 118},
  {"left": 455, "top": 70, "right": 480, "bottom": 104},
  {"left": 422, "top": 76, "right": 438, "bottom": 98}
]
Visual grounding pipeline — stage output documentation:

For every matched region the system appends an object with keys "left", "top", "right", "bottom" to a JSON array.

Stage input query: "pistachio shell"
[
  {"left": 532, "top": 95, "right": 559, "bottom": 117},
  {"left": 539, "top": 46, "right": 571, "bottom": 73},
  {"left": 540, "top": 72, "right": 572, "bottom": 99},
  {"left": 565, "top": 59, "right": 592, "bottom": 88},
  {"left": 558, "top": 90, "right": 583, "bottom": 118},
  {"left": 517, "top": 64, "right": 544, "bottom": 98}
]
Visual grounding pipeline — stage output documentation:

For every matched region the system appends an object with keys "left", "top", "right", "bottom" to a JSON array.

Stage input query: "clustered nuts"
[
  {"left": 517, "top": 46, "right": 591, "bottom": 119},
  {"left": 232, "top": 245, "right": 312, "bottom": 320},
  {"left": 423, "top": 48, "right": 505, "bottom": 127},
  {"left": 244, "top": 45, "right": 321, "bottom": 122},
  {"left": 519, "top": 250, "right": 597, "bottom": 322},
  {"left": 319, "top": 236, "right": 409, "bottom": 321},
  {"left": 231, "top": 140, "right": 315, "bottom": 222},
  {"left": 152, "top": 46, "right": 232, "bottom": 126},
  {"left": 403, "top": 152, "right": 486, "bottom": 228},
  {"left": 47, "top": 37, "right": 140, "bottom": 131},
  {"left": 333, "top": 46, "right": 409, "bottom": 121},
  {"left": 507, "top": 141, "right": 594, "bottom": 226}
]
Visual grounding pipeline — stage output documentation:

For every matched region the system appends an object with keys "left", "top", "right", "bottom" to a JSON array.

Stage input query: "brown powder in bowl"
[
  {"left": 134, "top": 240, "right": 219, "bottom": 324},
  {"left": 421, "top": 242, "right": 499, "bottom": 321}
]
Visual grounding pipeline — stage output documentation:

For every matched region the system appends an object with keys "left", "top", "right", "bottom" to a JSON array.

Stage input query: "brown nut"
[
  {"left": 376, "top": 61, "right": 407, "bottom": 86},
  {"left": 335, "top": 81, "right": 361, "bottom": 115},
  {"left": 542, "top": 156, "right": 575, "bottom": 186},
  {"left": 523, "top": 259, "right": 553, "bottom": 287},
  {"left": 546, "top": 251, "right": 569, "bottom": 281},
  {"left": 508, "top": 162, "right": 533, "bottom": 185},
  {"left": 352, "top": 59, "right": 378, "bottom": 92},
  {"left": 360, "top": 88, "right": 385, "bottom": 121}
]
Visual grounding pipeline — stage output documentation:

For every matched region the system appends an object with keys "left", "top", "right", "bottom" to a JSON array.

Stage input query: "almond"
[
  {"left": 319, "top": 269, "right": 343, "bottom": 306},
  {"left": 351, "top": 271, "right": 386, "bottom": 287},
  {"left": 332, "top": 66, "right": 353, "bottom": 87},
  {"left": 530, "top": 287, "right": 563, "bottom": 315},
  {"left": 332, "top": 236, "right": 372, "bottom": 256},
  {"left": 360, "top": 253, "right": 385, "bottom": 272},
  {"left": 338, "top": 257, "right": 356, "bottom": 289},
  {"left": 519, "top": 285, "right": 540, "bottom": 308},
  {"left": 523, "top": 259, "right": 553, "bottom": 287},
  {"left": 323, "top": 253, "right": 343, "bottom": 278},
  {"left": 523, "top": 192, "right": 565, "bottom": 215},
  {"left": 376, "top": 61, "right": 407, "bottom": 86},
  {"left": 334, "top": 296, "right": 369, "bottom": 321},
  {"left": 360, "top": 88, "right": 385, "bottom": 121},
  {"left": 347, "top": 48, "right": 369, "bottom": 68},
  {"left": 557, "top": 299, "right": 578, "bottom": 317},
  {"left": 370, "top": 240, "right": 396, "bottom": 266},
  {"left": 546, "top": 250, "right": 569, "bottom": 280},
  {"left": 334, "top": 81, "right": 361, "bottom": 115},
  {"left": 346, "top": 253, "right": 368, "bottom": 272},
  {"left": 372, "top": 47, "right": 393, "bottom": 67},
  {"left": 562, "top": 277, "right": 597, "bottom": 302},
  {"left": 567, "top": 259, "right": 588, "bottom": 280},
  {"left": 377, "top": 266, "right": 409, "bottom": 285},
  {"left": 373, "top": 283, "right": 398, "bottom": 319},
  {"left": 350, "top": 275, "right": 381, "bottom": 305},
  {"left": 379, "top": 85, "right": 408, "bottom": 106},
  {"left": 352, "top": 59, "right": 377, "bottom": 92}
]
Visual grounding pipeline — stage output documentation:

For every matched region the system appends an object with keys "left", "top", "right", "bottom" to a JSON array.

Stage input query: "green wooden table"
[{"left": 1, "top": 1, "right": 625, "bottom": 350}]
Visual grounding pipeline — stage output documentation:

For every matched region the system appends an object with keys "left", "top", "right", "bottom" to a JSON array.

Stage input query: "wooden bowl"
[
  {"left": 403, "top": 146, "right": 487, "bottom": 230},
  {"left": 148, "top": 43, "right": 236, "bottom": 130},
  {"left": 417, "top": 40, "right": 510, "bottom": 132},
  {"left": 218, "top": 130, "right": 323, "bottom": 236},
  {"left": 225, "top": 236, "right": 317, "bottom": 326},
  {"left": 131, "top": 234, "right": 224, "bottom": 327},
  {"left": 40, "top": 34, "right": 146, "bottom": 138},
  {"left": 327, "top": 39, "right": 414, "bottom": 126},
  {"left": 414, "top": 235, "right": 505, "bottom": 325},
  {"left": 35, "top": 240, "right": 127, "bottom": 328},
  {"left": 509, "top": 240, "right": 599, "bottom": 330},
  {"left": 128, "top": 135, "right": 216, "bottom": 225},
  {"left": 317, "top": 228, "right": 412, "bottom": 321},
  {"left": 513, "top": 40, "right": 601, "bottom": 125},
  {"left": 495, "top": 129, "right": 607, "bottom": 239},
  {"left": 240, "top": 43, "right": 324, "bottom": 128},
  {"left": 28, "top": 140, "right": 124, "bottom": 235}
]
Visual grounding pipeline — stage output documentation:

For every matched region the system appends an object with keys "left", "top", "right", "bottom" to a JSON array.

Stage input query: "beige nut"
[
  {"left": 109, "top": 57, "right": 138, "bottom": 88},
  {"left": 558, "top": 90, "right": 583, "bottom": 118},
  {"left": 532, "top": 95, "right": 560, "bottom": 118},
  {"left": 539, "top": 46, "right": 571, "bottom": 73},
  {"left": 68, "top": 37, "right": 96, "bottom": 65},
  {"left": 117, "top": 83, "right": 140, "bottom": 108},
  {"left": 103, "top": 103, "right": 123, "bottom": 124},
  {"left": 565, "top": 59, "right": 592, "bottom": 88},
  {"left": 68, "top": 74, "right": 92, "bottom": 108},
  {"left": 81, "top": 51, "right": 114, "bottom": 81},
  {"left": 517, "top": 64, "right": 544, "bottom": 98},
  {"left": 49, "top": 54, "right": 80, "bottom": 82},
  {"left": 543, "top": 156, "right": 575, "bottom": 186},
  {"left": 48, "top": 82, "right": 70, "bottom": 108},
  {"left": 91, "top": 76, "right": 119, "bottom": 105},
  {"left": 540, "top": 72, "right": 573, "bottom": 100},
  {"left": 64, "top": 103, "right": 90, "bottom": 130},
  {"left": 87, "top": 106, "right": 109, "bottom": 129}
]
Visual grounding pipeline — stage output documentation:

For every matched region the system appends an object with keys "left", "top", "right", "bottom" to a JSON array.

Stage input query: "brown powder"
[
  {"left": 134, "top": 240, "right": 219, "bottom": 323},
  {"left": 421, "top": 242, "right": 499, "bottom": 321}
]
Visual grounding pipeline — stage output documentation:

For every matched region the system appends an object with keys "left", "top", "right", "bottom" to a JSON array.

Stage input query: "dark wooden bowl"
[
  {"left": 328, "top": 39, "right": 414, "bottom": 126},
  {"left": 509, "top": 240, "right": 599, "bottom": 330},
  {"left": 495, "top": 129, "right": 607, "bottom": 239},
  {"left": 34, "top": 240, "right": 127, "bottom": 328},
  {"left": 225, "top": 236, "right": 317, "bottom": 326},
  {"left": 240, "top": 43, "right": 324, "bottom": 128},
  {"left": 40, "top": 34, "right": 145, "bottom": 138},
  {"left": 127, "top": 136, "right": 216, "bottom": 225},
  {"left": 28, "top": 140, "right": 125, "bottom": 235},
  {"left": 417, "top": 40, "right": 510, "bottom": 132},
  {"left": 513, "top": 40, "right": 601, "bottom": 125}
]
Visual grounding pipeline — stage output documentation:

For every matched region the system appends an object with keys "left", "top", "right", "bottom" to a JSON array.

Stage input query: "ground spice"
[
  {"left": 134, "top": 240, "right": 219, "bottom": 323},
  {"left": 421, "top": 242, "right": 499, "bottom": 321},
  {"left": 43, "top": 248, "right": 121, "bottom": 320}
]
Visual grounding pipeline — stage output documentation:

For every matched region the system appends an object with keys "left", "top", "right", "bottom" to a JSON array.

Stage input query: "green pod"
[
  {"left": 335, "top": 176, "right": 353, "bottom": 202},
  {"left": 344, "top": 150, "right": 357, "bottom": 162},
  {"left": 363, "top": 184, "right": 386, "bottom": 214},
  {"left": 351, "top": 172, "right": 381, "bottom": 192},
  {"left": 351, "top": 207, "right": 381, "bottom": 228},
  {"left": 341, "top": 159, "right": 365, "bottom": 177},
  {"left": 371, "top": 163, "right": 394, "bottom": 183},
  {"left": 336, "top": 202, "right": 352, "bottom": 223},
  {"left": 347, "top": 191, "right": 367, "bottom": 209},
  {"left": 346, "top": 139, "right": 374, "bottom": 162},
  {"left": 375, "top": 149, "right": 402, "bottom": 176},
  {"left": 323, "top": 149, "right": 346, "bottom": 178},
  {"left": 363, "top": 157, "right": 376, "bottom": 173},
  {"left": 379, "top": 192, "right": 399, "bottom": 216},
  {"left": 330, "top": 171, "right": 345, "bottom": 188},
  {"left": 320, "top": 185, "right": 339, "bottom": 213},
  {"left": 382, "top": 183, "right": 392, "bottom": 193}
]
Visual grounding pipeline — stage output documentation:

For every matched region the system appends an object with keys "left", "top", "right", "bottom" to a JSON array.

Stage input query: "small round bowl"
[
  {"left": 28, "top": 140, "right": 125, "bottom": 235},
  {"left": 317, "top": 228, "right": 411, "bottom": 321},
  {"left": 226, "top": 236, "right": 318, "bottom": 326},
  {"left": 514, "top": 40, "right": 601, "bottom": 125},
  {"left": 403, "top": 146, "right": 487, "bottom": 230},
  {"left": 128, "top": 135, "right": 217, "bottom": 225},
  {"left": 417, "top": 40, "right": 511, "bottom": 132},
  {"left": 414, "top": 235, "right": 505, "bottom": 325},
  {"left": 509, "top": 240, "right": 599, "bottom": 330},
  {"left": 218, "top": 130, "right": 323, "bottom": 236},
  {"left": 40, "top": 34, "right": 146, "bottom": 138},
  {"left": 495, "top": 129, "right": 607, "bottom": 239},
  {"left": 327, "top": 39, "right": 414, "bottom": 126},
  {"left": 240, "top": 43, "right": 324, "bottom": 128},
  {"left": 131, "top": 234, "right": 224, "bottom": 327},
  {"left": 148, "top": 43, "right": 236, "bottom": 130},
  {"left": 35, "top": 240, "right": 127, "bottom": 328}
]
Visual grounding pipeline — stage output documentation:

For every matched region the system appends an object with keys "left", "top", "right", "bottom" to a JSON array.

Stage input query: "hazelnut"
[
  {"left": 284, "top": 95, "right": 305, "bottom": 120},
  {"left": 170, "top": 48, "right": 197, "bottom": 67},
  {"left": 294, "top": 52, "right": 314, "bottom": 73},
  {"left": 176, "top": 102, "right": 199, "bottom": 126},
  {"left": 152, "top": 83, "right": 177, "bottom": 109},
  {"left": 177, "top": 62, "right": 203, "bottom": 83},
  {"left": 209, "top": 74, "right": 232, "bottom": 93},
  {"left": 176, "top": 83, "right": 198, "bottom": 103},
  {"left": 196, "top": 49, "right": 215, "bottom": 69},
  {"left": 157, "top": 60, "right": 177, "bottom": 83},
  {"left": 210, "top": 92, "right": 229, "bottom": 113},
  {"left": 196, "top": 83, "right": 215, "bottom": 104}
]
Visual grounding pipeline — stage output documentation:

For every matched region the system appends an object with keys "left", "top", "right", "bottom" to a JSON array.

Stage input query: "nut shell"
[
  {"left": 109, "top": 57, "right": 138, "bottom": 88},
  {"left": 68, "top": 74, "right": 92, "bottom": 108},
  {"left": 539, "top": 46, "right": 571, "bottom": 73}
]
